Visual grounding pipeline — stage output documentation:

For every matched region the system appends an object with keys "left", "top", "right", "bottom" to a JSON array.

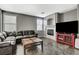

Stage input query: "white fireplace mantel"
[{"left": 45, "top": 25, "right": 56, "bottom": 41}]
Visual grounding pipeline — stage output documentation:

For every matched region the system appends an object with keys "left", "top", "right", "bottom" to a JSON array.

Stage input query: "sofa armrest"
[{"left": 0, "top": 42, "right": 11, "bottom": 48}]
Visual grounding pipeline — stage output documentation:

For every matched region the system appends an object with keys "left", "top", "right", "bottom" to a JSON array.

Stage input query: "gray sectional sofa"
[
  {"left": 0, "top": 30, "right": 37, "bottom": 55},
  {"left": 15, "top": 30, "right": 38, "bottom": 44},
  {"left": 0, "top": 32, "right": 16, "bottom": 55}
]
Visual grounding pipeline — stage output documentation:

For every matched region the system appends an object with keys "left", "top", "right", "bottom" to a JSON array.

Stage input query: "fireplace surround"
[{"left": 45, "top": 26, "right": 56, "bottom": 40}]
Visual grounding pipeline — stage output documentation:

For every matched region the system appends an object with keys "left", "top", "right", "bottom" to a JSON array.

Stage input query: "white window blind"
[
  {"left": 3, "top": 14, "right": 16, "bottom": 32},
  {"left": 37, "top": 18, "right": 43, "bottom": 31}
]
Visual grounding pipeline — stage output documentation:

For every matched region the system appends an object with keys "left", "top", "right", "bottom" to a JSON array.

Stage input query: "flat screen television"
[{"left": 56, "top": 21, "right": 78, "bottom": 33}]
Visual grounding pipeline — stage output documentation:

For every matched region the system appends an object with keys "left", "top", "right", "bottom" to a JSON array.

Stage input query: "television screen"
[{"left": 56, "top": 21, "right": 78, "bottom": 33}]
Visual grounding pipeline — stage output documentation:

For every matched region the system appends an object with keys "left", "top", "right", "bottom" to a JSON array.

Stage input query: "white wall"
[{"left": 44, "top": 13, "right": 56, "bottom": 41}]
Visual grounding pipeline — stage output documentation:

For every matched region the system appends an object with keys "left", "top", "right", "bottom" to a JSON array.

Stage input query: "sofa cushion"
[
  {"left": 23, "top": 35, "right": 36, "bottom": 38},
  {"left": 0, "top": 37, "right": 5, "bottom": 42},
  {"left": 0, "top": 42, "right": 10, "bottom": 48},
  {"left": 16, "top": 36, "right": 24, "bottom": 39},
  {"left": 16, "top": 31, "right": 23, "bottom": 36},
  {"left": 23, "top": 31, "right": 29, "bottom": 35},
  {"left": 23, "top": 35, "right": 30, "bottom": 38},
  {"left": 12, "top": 31, "right": 17, "bottom": 37},
  {"left": 29, "top": 35, "right": 36, "bottom": 37},
  {"left": 2, "top": 32, "right": 7, "bottom": 38},
  {"left": 4, "top": 36, "right": 16, "bottom": 45},
  {"left": 5, "top": 36, "right": 15, "bottom": 41},
  {"left": 0, "top": 38, "right": 2, "bottom": 42},
  {"left": 8, "top": 32, "right": 14, "bottom": 36},
  {"left": 29, "top": 30, "right": 35, "bottom": 35},
  {"left": 0, "top": 37, "right": 4, "bottom": 42},
  {"left": 4, "top": 31, "right": 10, "bottom": 36},
  {"left": 0, "top": 33, "right": 5, "bottom": 41},
  {"left": 10, "top": 41, "right": 16, "bottom": 45},
  {"left": 4, "top": 31, "right": 15, "bottom": 36}
]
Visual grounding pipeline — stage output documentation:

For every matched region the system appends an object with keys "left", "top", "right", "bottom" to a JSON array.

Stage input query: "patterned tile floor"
[{"left": 16, "top": 37, "right": 79, "bottom": 55}]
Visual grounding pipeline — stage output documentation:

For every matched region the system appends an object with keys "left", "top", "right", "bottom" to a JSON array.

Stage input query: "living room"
[{"left": 0, "top": 4, "right": 79, "bottom": 55}]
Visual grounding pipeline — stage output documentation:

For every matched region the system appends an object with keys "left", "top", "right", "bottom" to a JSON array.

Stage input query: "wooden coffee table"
[{"left": 22, "top": 37, "right": 43, "bottom": 55}]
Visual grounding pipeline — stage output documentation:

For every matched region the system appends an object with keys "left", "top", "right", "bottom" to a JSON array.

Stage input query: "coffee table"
[{"left": 22, "top": 37, "right": 43, "bottom": 55}]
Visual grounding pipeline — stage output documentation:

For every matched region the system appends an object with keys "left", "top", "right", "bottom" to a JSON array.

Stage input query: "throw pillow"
[
  {"left": 17, "top": 31, "right": 23, "bottom": 36},
  {"left": 0, "top": 35, "right": 5, "bottom": 41},
  {"left": 2, "top": 32, "right": 7, "bottom": 38},
  {"left": 30, "top": 31, "right": 35, "bottom": 35}
]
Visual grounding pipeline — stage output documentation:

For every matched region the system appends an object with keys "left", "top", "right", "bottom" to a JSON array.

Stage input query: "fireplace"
[
  {"left": 47, "top": 29, "right": 54, "bottom": 35},
  {"left": 45, "top": 25, "right": 56, "bottom": 40}
]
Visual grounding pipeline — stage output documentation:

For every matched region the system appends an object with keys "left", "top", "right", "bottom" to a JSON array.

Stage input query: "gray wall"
[
  {"left": 77, "top": 5, "right": 79, "bottom": 33},
  {"left": 17, "top": 14, "right": 37, "bottom": 31},
  {"left": 0, "top": 9, "right": 2, "bottom": 32},
  {"left": 59, "top": 9, "right": 77, "bottom": 22},
  {"left": 77, "top": 5, "right": 79, "bottom": 21},
  {"left": 0, "top": 9, "right": 1, "bottom": 32}
]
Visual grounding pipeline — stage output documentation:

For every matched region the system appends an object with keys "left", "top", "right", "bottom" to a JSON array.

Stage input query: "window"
[
  {"left": 37, "top": 18, "right": 43, "bottom": 31},
  {"left": 3, "top": 14, "right": 16, "bottom": 32},
  {"left": 44, "top": 20, "right": 47, "bottom": 31}
]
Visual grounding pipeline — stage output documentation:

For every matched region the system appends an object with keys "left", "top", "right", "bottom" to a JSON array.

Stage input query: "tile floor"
[{"left": 16, "top": 37, "right": 79, "bottom": 55}]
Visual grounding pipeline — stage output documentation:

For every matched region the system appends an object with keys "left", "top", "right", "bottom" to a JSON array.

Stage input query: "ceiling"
[{"left": 0, "top": 4, "right": 77, "bottom": 17}]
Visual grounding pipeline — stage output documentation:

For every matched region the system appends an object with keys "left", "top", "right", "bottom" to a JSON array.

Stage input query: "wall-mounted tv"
[{"left": 56, "top": 21, "right": 78, "bottom": 33}]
